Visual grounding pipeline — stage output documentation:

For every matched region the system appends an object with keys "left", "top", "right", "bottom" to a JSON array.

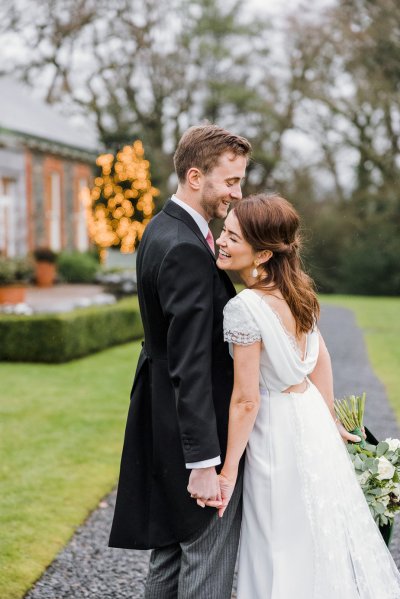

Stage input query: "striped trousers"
[{"left": 144, "top": 470, "right": 243, "bottom": 599}]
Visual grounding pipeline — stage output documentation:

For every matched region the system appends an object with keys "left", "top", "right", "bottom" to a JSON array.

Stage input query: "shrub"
[
  {"left": 58, "top": 251, "right": 99, "bottom": 283},
  {"left": 0, "top": 298, "right": 143, "bottom": 363},
  {"left": 14, "top": 257, "right": 35, "bottom": 281},
  {"left": 33, "top": 247, "right": 58, "bottom": 263},
  {"left": 337, "top": 228, "right": 400, "bottom": 296},
  {"left": 0, "top": 257, "right": 16, "bottom": 284},
  {"left": 303, "top": 210, "right": 346, "bottom": 294},
  {"left": 0, "top": 256, "right": 34, "bottom": 284}
]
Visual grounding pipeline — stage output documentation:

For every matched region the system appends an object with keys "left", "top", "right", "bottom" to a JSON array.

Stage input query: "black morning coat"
[{"left": 108, "top": 199, "right": 236, "bottom": 550}]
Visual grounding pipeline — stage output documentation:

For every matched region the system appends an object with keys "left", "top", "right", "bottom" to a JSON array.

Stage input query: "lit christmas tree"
[{"left": 85, "top": 140, "right": 159, "bottom": 260}]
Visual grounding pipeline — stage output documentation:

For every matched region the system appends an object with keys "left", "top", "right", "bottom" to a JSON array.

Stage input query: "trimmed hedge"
[
  {"left": 0, "top": 298, "right": 143, "bottom": 363},
  {"left": 57, "top": 251, "right": 99, "bottom": 283}
]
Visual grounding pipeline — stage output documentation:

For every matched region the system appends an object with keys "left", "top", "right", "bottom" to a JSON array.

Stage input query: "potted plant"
[
  {"left": 0, "top": 256, "right": 33, "bottom": 304},
  {"left": 33, "top": 247, "right": 58, "bottom": 287}
]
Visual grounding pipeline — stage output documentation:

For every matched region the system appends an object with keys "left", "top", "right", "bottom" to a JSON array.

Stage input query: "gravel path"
[{"left": 25, "top": 305, "right": 400, "bottom": 598}]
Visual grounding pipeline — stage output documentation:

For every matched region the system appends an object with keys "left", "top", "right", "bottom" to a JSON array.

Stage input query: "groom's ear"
[{"left": 187, "top": 167, "right": 202, "bottom": 190}]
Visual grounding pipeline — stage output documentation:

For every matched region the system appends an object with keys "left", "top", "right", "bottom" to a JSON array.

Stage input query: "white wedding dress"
[{"left": 223, "top": 288, "right": 400, "bottom": 599}]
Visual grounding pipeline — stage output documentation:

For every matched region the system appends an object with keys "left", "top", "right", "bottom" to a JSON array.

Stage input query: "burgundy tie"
[{"left": 205, "top": 229, "right": 215, "bottom": 254}]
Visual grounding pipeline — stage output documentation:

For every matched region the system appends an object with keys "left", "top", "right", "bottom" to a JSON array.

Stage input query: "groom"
[{"left": 109, "top": 124, "right": 251, "bottom": 598}]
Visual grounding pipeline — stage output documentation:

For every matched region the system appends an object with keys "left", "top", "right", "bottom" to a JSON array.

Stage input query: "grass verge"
[
  {"left": 321, "top": 295, "right": 400, "bottom": 423},
  {"left": 0, "top": 341, "right": 142, "bottom": 599}
]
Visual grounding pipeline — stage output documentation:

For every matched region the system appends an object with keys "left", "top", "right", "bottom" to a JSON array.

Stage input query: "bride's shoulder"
[
  {"left": 227, "top": 288, "right": 278, "bottom": 310},
  {"left": 224, "top": 290, "right": 259, "bottom": 322},
  {"left": 224, "top": 292, "right": 244, "bottom": 314},
  {"left": 223, "top": 291, "right": 261, "bottom": 343},
  {"left": 224, "top": 289, "right": 267, "bottom": 316},
  {"left": 224, "top": 289, "right": 252, "bottom": 311}
]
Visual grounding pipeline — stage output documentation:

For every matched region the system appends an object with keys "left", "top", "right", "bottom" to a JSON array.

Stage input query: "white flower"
[
  {"left": 384, "top": 438, "right": 400, "bottom": 452},
  {"left": 376, "top": 456, "right": 396, "bottom": 481},
  {"left": 358, "top": 471, "right": 371, "bottom": 485},
  {"left": 380, "top": 494, "right": 390, "bottom": 507}
]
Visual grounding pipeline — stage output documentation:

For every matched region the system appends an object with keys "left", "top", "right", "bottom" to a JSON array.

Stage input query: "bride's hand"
[
  {"left": 217, "top": 470, "right": 237, "bottom": 518},
  {"left": 202, "top": 470, "right": 237, "bottom": 515},
  {"left": 335, "top": 420, "right": 362, "bottom": 444}
]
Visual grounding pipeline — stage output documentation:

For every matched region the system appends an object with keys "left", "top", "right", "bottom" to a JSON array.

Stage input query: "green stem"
[{"left": 351, "top": 426, "right": 367, "bottom": 449}]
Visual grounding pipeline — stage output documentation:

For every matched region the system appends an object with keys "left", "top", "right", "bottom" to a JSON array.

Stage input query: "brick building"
[{"left": 0, "top": 77, "right": 99, "bottom": 257}]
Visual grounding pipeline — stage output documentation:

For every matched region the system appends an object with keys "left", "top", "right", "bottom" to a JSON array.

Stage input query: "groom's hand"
[{"left": 187, "top": 467, "right": 222, "bottom": 507}]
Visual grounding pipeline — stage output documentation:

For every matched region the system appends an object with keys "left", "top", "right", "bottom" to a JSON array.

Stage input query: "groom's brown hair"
[{"left": 173, "top": 123, "right": 251, "bottom": 183}]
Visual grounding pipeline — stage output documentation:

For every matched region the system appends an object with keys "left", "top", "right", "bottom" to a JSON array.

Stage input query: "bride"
[{"left": 212, "top": 193, "right": 400, "bottom": 598}]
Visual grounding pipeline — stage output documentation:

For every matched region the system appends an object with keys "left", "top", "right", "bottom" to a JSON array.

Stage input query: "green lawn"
[
  {"left": 321, "top": 295, "right": 400, "bottom": 423},
  {"left": 0, "top": 341, "right": 142, "bottom": 599}
]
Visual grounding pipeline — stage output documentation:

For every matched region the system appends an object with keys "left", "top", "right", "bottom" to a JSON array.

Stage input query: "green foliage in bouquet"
[
  {"left": 347, "top": 439, "right": 400, "bottom": 528},
  {"left": 335, "top": 392, "right": 400, "bottom": 534},
  {"left": 334, "top": 393, "right": 366, "bottom": 447}
]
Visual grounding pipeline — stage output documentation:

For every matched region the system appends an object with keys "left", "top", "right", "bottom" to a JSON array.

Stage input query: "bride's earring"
[{"left": 252, "top": 262, "right": 259, "bottom": 278}]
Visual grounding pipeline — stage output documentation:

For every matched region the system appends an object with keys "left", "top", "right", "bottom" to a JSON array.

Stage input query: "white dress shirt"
[{"left": 170, "top": 195, "right": 221, "bottom": 470}]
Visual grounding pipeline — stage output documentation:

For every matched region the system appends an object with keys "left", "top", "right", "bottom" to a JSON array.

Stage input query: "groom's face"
[{"left": 199, "top": 152, "right": 247, "bottom": 220}]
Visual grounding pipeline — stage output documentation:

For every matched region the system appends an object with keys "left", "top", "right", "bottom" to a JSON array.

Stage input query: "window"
[
  {"left": 0, "top": 177, "right": 17, "bottom": 257},
  {"left": 49, "top": 172, "right": 61, "bottom": 251},
  {"left": 76, "top": 178, "right": 89, "bottom": 251}
]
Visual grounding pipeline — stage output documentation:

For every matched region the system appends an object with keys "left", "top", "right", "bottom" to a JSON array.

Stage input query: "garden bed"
[{"left": 0, "top": 298, "right": 143, "bottom": 363}]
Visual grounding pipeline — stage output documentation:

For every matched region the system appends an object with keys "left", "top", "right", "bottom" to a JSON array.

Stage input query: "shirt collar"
[{"left": 170, "top": 194, "right": 209, "bottom": 238}]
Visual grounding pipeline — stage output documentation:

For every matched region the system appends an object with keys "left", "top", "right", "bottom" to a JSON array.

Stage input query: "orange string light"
[{"left": 86, "top": 141, "right": 159, "bottom": 259}]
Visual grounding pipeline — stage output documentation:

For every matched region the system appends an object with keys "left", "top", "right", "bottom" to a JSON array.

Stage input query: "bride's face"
[{"left": 216, "top": 210, "right": 255, "bottom": 275}]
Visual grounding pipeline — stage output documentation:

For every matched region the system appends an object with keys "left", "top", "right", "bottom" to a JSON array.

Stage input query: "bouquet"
[{"left": 335, "top": 394, "right": 400, "bottom": 534}]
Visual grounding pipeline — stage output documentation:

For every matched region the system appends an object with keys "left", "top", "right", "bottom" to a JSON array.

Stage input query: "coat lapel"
[
  {"left": 163, "top": 199, "right": 216, "bottom": 260},
  {"left": 163, "top": 199, "right": 236, "bottom": 298}
]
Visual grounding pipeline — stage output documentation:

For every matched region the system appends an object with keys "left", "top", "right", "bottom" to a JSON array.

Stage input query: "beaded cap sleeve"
[{"left": 223, "top": 295, "right": 262, "bottom": 346}]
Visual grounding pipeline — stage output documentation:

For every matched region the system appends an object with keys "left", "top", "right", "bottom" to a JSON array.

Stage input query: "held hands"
[
  {"left": 187, "top": 467, "right": 221, "bottom": 509},
  {"left": 187, "top": 467, "right": 237, "bottom": 518}
]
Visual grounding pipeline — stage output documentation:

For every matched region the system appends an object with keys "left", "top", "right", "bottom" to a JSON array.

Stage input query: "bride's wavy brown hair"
[{"left": 233, "top": 193, "right": 320, "bottom": 335}]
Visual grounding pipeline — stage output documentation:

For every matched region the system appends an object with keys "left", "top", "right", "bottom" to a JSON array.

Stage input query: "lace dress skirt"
[{"left": 237, "top": 381, "right": 400, "bottom": 599}]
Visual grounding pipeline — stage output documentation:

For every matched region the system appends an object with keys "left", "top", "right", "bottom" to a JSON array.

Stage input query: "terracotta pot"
[
  {"left": 35, "top": 261, "right": 56, "bottom": 288},
  {"left": 0, "top": 285, "right": 26, "bottom": 304}
]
